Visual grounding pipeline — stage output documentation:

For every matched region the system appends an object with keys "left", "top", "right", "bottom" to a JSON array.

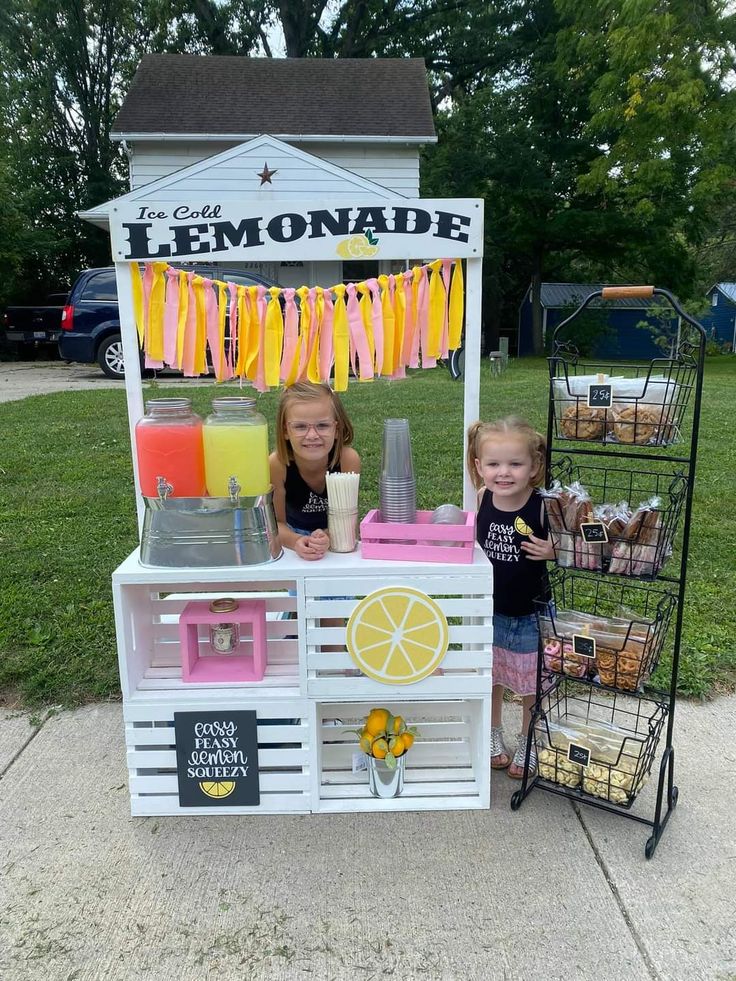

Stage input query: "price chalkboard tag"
[
  {"left": 587, "top": 383, "right": 613, "bottom": 409},
  {"left": 580, "top": 521, "right": 608, "bottom": 543},
  {"left": 572, "top": 634, "right": 596, "bottom": 659},
  {"left": 568, "top": 743, "right": 591, "bottom": 768},
  {"left": 174, "top": 710, "right": 260, "bottom": 807}
]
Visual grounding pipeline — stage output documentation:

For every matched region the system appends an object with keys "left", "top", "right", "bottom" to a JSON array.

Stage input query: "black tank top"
[
  {"left": 285, "top": 460, "right": 341, "bottom": 533},
  {"left": 476, "top": 488, "right": 549, "bottom": 617}
]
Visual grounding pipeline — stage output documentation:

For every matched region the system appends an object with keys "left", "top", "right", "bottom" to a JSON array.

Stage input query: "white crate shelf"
[
  {"left": 311, "top": 699, "right": 491, "bottom": 813},
  {"left": 123, "top": 694, "right": 310, "bottom": 816},
  {"left": 112, "top": 547, "right": 494, "bottom": 815}
]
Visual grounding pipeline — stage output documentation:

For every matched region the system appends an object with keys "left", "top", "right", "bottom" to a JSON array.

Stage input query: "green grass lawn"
[{"left": 0, "top": 357, "right": 734, "bottom": 706}]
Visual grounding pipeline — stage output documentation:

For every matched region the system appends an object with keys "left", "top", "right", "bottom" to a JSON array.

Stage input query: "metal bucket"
[
  {"left": 368, "top": 754, "right": 406, "bottom": 798},
  {"left": 140, "top": 486, "right": 282, "bottom": 568}
]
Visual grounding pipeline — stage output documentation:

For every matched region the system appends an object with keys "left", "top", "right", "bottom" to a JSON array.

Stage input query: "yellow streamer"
[
  {"left": 393, "top": 277, "right": 406, "bottom": 372},
  {"left": 264, "top": 287, "right": 283, "bottom": 388},
  {"left": 245, "top": 286, "right": 260, "bottom": 380},
  {"left": 289, "top": 287, "right": 309, "bottom": 386},
  {"left": 235, "top": 286, "right": 248, "bottom": 377},
  {"left": 192, "top": 275, "right": 207, "bottom": 375},
  {"left": 378, "top": 275, "right": 395, "bottom": 375},
  {"left": 427, "top": 259, "right": 445, "bottom": 359},
  {"left": 146, "top": 262, "right": 167, "bottom": 361},
  {"left": 448, "top": 260, "right": 465, "bottom": 350},
  {"left": 307, "top": 288, "right": 323, "bottom": 383},
  {"left": 332, "top": 284, "right": 349, "bottom": 391},
  {"left": 130, "top": 262, "right": 145, "bottom": 345}
]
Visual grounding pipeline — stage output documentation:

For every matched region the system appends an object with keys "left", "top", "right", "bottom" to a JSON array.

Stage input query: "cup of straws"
[{"left": 326, "top": 471, "right": 361, "bottom": 553}]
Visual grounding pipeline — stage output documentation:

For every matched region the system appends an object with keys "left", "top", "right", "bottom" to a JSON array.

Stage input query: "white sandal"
[
  {"left": 508, "top": 733, "right": 537, "bottom": 779},
  {"left": 491, "top": 726, "right": 510, "bottom": 769}
]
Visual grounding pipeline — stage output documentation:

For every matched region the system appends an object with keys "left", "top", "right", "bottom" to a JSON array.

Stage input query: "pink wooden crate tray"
[{"left": 359, "top": 509, "right": 476, "bottom": 564}]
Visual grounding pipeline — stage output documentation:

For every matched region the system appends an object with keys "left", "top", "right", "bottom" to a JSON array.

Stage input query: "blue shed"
[
  {"left": 698, "top": 284, "right": 736, "bottom": 351},
  {"left": 518, "top": 283, "right": 680, "bottom": 359}
]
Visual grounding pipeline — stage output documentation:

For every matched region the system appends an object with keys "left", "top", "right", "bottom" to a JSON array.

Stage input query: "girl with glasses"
[{"left": 270, "top": 382, "right": 361, "bottom": 560}]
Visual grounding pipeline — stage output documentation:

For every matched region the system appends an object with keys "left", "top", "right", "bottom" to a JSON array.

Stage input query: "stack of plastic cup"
[{"left": 379, "top": 419, "right": 417, "bottom": 523}]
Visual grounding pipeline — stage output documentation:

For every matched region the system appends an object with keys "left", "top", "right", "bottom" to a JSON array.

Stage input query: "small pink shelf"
[
  {"left": 360, "top": 509, "right": 476, "bottom": 564},
  {"left": 178, "top": 599, "right": 267, "bottom": 683}
]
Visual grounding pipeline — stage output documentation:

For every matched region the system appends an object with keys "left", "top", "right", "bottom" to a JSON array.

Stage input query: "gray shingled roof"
[
  {"left": 538, "top": 283, "right": 657, "bottom": 309},
  {"left": 113, "top": 55, "right": 436, "bottom": 139},
  {"left": 712, "top": 283, "right": 736, "bottom": 302}
]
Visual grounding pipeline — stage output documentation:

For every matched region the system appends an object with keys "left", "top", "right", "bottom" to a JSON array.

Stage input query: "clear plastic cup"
[{"left": 381, "top": 419, "right": 415, "bottom": 479}]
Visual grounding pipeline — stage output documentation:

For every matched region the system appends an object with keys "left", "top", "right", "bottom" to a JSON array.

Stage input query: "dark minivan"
[{"left": 58, "top": 265, "right": 279, "bottom": 379}]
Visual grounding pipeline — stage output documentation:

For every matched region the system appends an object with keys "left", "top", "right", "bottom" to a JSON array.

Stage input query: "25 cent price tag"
[
  {"left": 568, "top": 743, "right": 591, "bottom": 767},
  {"left": 572, "top": 634, "right": 596, "bottom": 658},
  {"left": 580, "top": 521, "right": 609, "bottom": 543},
  {"left": 587, "top": 383, "right": 613, "bottom": 409}
]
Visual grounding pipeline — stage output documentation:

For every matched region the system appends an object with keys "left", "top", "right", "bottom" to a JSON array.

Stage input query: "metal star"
[{"left": 257, "top": 162, "right": 278, "bottom": 185}]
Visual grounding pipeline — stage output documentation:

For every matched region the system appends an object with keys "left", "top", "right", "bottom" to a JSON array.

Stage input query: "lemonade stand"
[{"left": 102, "top": 194, "right": 493, "bottom": 815}]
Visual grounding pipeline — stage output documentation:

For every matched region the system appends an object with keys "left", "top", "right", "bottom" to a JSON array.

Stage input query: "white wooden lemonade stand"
[{"left": 105, "top": 195, "right": 491, "bottom": 815}]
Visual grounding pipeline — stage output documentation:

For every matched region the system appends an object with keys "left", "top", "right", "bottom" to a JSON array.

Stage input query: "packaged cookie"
[
  {"left": 612, "top": 404, "right": 662, "bottom": 445},
  {"left": 561, "top": 403, "right": 606, "bottom": 441}
]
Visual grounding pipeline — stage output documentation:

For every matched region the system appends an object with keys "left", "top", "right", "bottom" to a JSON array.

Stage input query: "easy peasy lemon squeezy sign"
[
  {"left": 110, "top": 198, "right": 484, "bottom": 263},
  {"left": 174, "top": 711, "right": 260, "bottom": 807}
]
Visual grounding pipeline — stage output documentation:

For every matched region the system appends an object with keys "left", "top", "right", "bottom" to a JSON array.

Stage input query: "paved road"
[{"left": 1, "top": 697, "right": 733, "bottom": 980}]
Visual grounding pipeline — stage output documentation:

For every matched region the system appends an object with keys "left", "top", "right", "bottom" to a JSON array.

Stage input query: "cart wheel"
[
  {"left": 510, "top": 790, "right": 523, "bottom": 811},
  {"left": 645, "top": 835, "right": 657, "bottom": 860},
  {"left": 670, "top": 786, "right": 679, "bottom": 809}
]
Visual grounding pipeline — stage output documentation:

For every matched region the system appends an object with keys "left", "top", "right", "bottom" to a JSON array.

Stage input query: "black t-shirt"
[
  {"left": 284, "top": 460, "right": 341, "bottom": 533},
  {"left": 476, "top": 488, "right": 549, "bottom": 617}
]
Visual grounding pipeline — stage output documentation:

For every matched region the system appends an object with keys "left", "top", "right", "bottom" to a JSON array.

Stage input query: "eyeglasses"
[{"left": 287, "top": 420, "right": 337, "bottom": 436}]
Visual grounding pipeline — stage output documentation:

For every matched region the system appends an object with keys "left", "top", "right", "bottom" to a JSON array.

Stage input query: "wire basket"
[
  {"left": 534, "top": 680, "right": 668, "bottom": 808},
  {"left": 535, "top": 570, "right": 675, "bottom": 690},
  {"left": 544, "top": 460, "right": 687, "bottom": 579}
]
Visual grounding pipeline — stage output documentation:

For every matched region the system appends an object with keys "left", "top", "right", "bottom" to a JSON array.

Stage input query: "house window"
[
  {"left": 342, "top": 260, "right": 379, "bottom": 283},
  {"left": 712, "top": 293, "right": 718, "bottom": 306}
]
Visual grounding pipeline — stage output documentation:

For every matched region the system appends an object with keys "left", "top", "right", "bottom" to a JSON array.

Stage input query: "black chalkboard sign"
[
  {"left": 580, "top": 521, "right": 609, "bottom": 543},
  {"left": 572, "top": 634, "right": 596, "bottom": 658},
  {"left": 568, "top": 743, "right": 591, "bottom": 767},
  {"left": 174, "top": 710, "right": 260, "bottom": 807},
  {"left": 587, "top": 383, "right": 613, "bottom": 409}
]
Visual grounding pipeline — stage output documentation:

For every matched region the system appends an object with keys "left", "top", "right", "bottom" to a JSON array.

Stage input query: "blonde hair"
[
  {"left": 275, "top": 381, "right": 354, "bottom": 468},
  {"left": 466, "top": 416, "right": 546, "bottom": 490}
]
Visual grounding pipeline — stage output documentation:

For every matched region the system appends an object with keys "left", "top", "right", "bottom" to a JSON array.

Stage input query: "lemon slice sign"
[
  {"left": 346, "top": 586, "right": 449, "bottom": 684},
  {"left": 199, "top": 780, "right": 236, "bottom": 799}
]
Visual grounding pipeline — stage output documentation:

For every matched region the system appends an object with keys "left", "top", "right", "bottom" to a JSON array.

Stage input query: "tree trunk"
[{"left": 531, "top": 246, "right": 544, "bottom": 356}]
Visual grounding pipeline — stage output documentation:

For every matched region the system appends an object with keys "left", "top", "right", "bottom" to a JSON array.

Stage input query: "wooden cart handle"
[{"left": 601, "top": 285, "right": 654, "bottom": 300}]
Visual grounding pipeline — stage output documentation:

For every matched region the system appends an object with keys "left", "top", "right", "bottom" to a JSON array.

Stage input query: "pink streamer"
[
  {"left": 416, "top": 265, "right": 434, "bottom": 369},
  {"left": 365, "top": 278, "right": 383, "bottom": 377},
  {"left": 203, "top": 279, "right": 221, "bottom": 379},
  {"left": 402, "top": 271, "right": 418, "bottom": 369},
  {"left": 346, "top": 283, "right": 373, "bottom": 381},
  {"left": 254, "top": 285, "right": 268, "bottom": 393},
  {"left": 163, "top": 267, "right": 180, "bottom": 368},
  {"left": 181, "top": 273, "right": 197, "bottom": 377},
  {"left": 227, "top": 282, "right": 239, "bottom": 376},
  {"left": 319, "top": 289, "right": 334, "bottom": 382},
  {"left": 280, "top": 288, "right": 298, "bottom": 382}
]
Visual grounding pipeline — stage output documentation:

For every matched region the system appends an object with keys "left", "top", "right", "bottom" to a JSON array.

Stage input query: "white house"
[{"left": 82, "top": 55, "right": 437, "bottom": 288}]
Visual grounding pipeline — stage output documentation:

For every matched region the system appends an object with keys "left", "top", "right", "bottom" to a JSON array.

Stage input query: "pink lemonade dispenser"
[{"left": 135, "top": 397, "right": 206, "bottom": 498}]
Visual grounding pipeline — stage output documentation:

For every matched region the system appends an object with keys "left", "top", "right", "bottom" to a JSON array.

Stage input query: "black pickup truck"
[{"left": 1, "top": 294, "right": 68, "bottom": 355}]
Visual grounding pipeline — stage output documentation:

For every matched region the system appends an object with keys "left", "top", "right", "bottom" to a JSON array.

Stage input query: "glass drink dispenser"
[
  {"left": 135, "top": 398, "right": 206, "bottom": 497},
  {"left": 203, "top": 397, "right": 270, "bottom": 497}
]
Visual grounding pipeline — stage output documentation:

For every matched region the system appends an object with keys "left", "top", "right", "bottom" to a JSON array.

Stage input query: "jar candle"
[
  {"left": 208, "top": 598, "right": 240, "bottom": 655},
  {"left": 203, "top": 397, "right": 270, "bottom": 497},
  {"left": 135, "top": 398, "right": 206, "bottom": 497}
]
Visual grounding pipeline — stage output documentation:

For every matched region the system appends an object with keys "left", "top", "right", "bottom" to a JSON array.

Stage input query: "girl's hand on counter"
[
  {"left": 294, "top": 530, "right": 329, "bottom": 561},
  {"left": 520, "top": 534, "right": 555, "bottom": 561}
]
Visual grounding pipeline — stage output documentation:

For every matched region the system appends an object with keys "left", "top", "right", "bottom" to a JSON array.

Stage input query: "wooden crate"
[
  {"left": 311, "top": 698, "right": 491, "bottom": 812},
  {"left": 304, "top": 571, "right": 493, "bottom": 698},
  {"left": 123, "top": 692, "right": 311, "bottom": 816},
  {"left": 360, "top": 509, "right": 476, "bottom": 564},
  {"left": 113, "top": 578, "right": 301, "bottom": 697}
]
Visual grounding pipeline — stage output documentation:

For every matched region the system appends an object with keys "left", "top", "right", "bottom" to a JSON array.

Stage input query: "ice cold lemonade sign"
[{"left": 174, "top": 711, "right": 260, "bottom": 807}]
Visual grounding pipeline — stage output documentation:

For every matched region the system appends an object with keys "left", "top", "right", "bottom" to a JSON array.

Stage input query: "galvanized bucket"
[
  {"left": 140, "top": 478, "right": 282, "bottom": 568},
  {"left": 367, "top": 754, "right": 406, "bottom": 798}
]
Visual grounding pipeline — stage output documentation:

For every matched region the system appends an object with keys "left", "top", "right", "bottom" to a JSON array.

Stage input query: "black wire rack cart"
[{"left": 510, "top": 285, "right": 705, "bottom": 859}]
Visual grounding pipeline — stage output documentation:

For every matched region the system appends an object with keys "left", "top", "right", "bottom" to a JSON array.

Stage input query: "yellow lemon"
[
  {"left": 392, "top": 715, "right": 406, "bottom": 735},
  {"left": 359, "top": 732, "right": 374, "bottom": 754},
  {"left": 372, "top": 737, "right": 389, "bottom": 759},
  {"left": 515, "top": 516, "right": 534, "bottom": 537},
  {"left": 364, "top": 707, "right": 390, "bottom": 736},
  {"left": 402, "top": 731, "right": 415, "bottom": 750},
  {"left": 389, "top": 734, "right": 406, "bottom": 757},
  {"left": 346, "top": 586, "right": 449, "bottom": 684},
  {"left": 363, "top": 244, "right": 379, "bottom": 256},
  {"left": 336, "top": 235, "right": 370, "bottom": 259},
  {"left": 199, "top": 781, "right": 236, "bottom": 799}
]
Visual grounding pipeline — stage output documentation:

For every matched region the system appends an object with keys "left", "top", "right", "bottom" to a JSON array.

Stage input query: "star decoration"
[{"left": 257, "top": 162, "right": 278, "bottom": 185}]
